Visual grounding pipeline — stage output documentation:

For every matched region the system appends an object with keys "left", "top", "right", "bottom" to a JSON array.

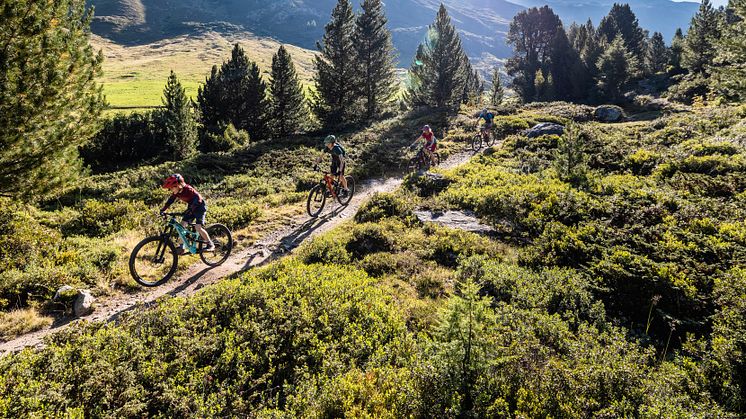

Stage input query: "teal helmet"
[{"left": 324, "top": 135, "right": 336, "bottom": 144}]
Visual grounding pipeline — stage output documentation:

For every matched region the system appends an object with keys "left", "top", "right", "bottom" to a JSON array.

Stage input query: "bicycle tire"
[
  {"left": 336, "top": 175, "right": 355, "bottom": 206},
  {"left": 407, "top": 157, "right": 419, "bottom": 173},
  {"left": 471, "top": 135, "right": 482, "bottom": 151},
  {"left": 486, "top": 133, "right": 496, "bottom": 147},
  {"left": 199, "top": 223, "right": 233, "bottom": 267},
  {"left": 307, "top": 184, "right": 326, "bottom": 217},
  {"left": 432, "top": 152, "right": 441, "bottom": 166},
  {"left": 129, "top": 236, "right": 178, "bottom": 287}
]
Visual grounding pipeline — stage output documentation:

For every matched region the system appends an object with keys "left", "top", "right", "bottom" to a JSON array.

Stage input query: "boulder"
[
  {"left": 73, "top": 290, "right": 95, "bottom": 317},
  {"left": 525, "top": 122, "right": 565, "bottom": 138},
  {"left": 594, "top": 105, "right": 624, "bottom": 122}
]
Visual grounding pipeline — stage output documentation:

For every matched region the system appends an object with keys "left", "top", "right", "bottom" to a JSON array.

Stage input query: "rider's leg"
[
  {"left": 195, "top": 224, "right": 214, "bottom": 249},
  {"left": 339, "top": 162, "right": 348, "bottom": 189}
]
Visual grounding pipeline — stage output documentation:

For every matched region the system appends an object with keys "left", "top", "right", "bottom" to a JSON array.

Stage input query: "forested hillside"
[{"left": 1, "top": 0, "right": 745, "bottom": 417}]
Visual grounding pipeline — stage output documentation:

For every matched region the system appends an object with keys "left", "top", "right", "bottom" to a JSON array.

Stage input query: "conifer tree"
[
  {"left": 161, "top": 71, "right": 198, "bottom": 160},
  {"left": 406, "top": 5, "right": 469, "bottom": 109},
  {"left": 713, "top": 0, "right": 746, "bottom": 100},
  {"left": 669, "top": 28, "right": 686, "bottom": 74},
  {"left": 0, "top": 0, "right": 104, "bottom": 198},
  {"left": 269, "top": 46, "right": 307, "bottom": 138},
  {"left": 506, "top": 6, "right": 564, "bottom": 102},
  {"left": 646, "top": 32, "right": 669, "bottom": 74},
  {"left": 598, "top": 3, "right": 647, "bottom": 60},
  {"left": 353, "top": 0, "right": 398, "bottom": 120},
  {"left": 313, "top": 0, "right": 358, "bottom": 128},
  {"left": 489, "top": 68, "right": 505, "bottom": 106},
  {"left": 596, "top": 36, "right": 637, "bottom": 102},
  {"left": 197, "top": 44, "right": 271, "bottom": 140},
  {"left": 684, "top": 0, "right": 722, "bottom": 74}
]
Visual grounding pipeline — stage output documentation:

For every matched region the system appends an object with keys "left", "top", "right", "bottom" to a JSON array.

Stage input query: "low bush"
[{"left": 355, "top": 192, "right": 414, "bottom": 224}]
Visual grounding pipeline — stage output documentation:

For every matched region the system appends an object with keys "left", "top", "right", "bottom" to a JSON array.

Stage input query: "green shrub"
[
  {"left": 63, "top": 199, "right": 148, "bottom": 237},
  {"left": 346, "top": 223, "right": 396, "bottom": 259},
  {"left": 208, "top": 198, "right": 262, "bottom": 230},
  {"left": 355, "top": 192, "right": 414, "bottom": 224}
]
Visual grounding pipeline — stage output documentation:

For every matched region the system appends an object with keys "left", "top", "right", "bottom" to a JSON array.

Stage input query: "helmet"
[
  {"left": 324, "top": 135, "right": 336, "bottom": 144},
  {"left": 422, "top": 125, "right": 431, "bottom": 131},
  {"left": 162, "top": 173, "right": 184, "bottom": 189},
  {"left": 482, "top": 108, "right": 488, "bottom": 113}
]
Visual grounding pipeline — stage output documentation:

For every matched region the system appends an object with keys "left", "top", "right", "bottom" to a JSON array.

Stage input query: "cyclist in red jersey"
[
  {"left": 410, "top": 125, "right": 438, "bottom": 166},
  {"left": 161, "top": 174, "right": 215, "bottom": 254}
]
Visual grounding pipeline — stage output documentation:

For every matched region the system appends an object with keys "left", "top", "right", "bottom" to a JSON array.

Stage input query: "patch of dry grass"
[{"left": 0, "top": 308, "right": 53, "bottom": 341}]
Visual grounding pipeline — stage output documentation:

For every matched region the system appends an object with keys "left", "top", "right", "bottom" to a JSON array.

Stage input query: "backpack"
[{"left": 333, "top": 142, "right": 346, "bottom": 157}]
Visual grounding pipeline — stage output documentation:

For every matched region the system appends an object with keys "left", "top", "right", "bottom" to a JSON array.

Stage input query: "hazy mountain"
[
  {"left": 88, "top": 0, "right": 699, "bottom": 67},
  {"left": 88, "top": 0, "right": 521, "bottom": 66}
]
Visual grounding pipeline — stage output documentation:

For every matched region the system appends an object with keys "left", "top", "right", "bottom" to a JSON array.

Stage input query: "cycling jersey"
[
  {"left": 421, "top": 131, "right": 437, "bottom": 152},
  {"left": 161, "top": 184, "right": 203, "bottom": 212}
]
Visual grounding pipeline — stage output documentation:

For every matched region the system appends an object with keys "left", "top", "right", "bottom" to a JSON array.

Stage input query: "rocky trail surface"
[{"left": 0, "top": 150, "right": 477, "bottom": 355}]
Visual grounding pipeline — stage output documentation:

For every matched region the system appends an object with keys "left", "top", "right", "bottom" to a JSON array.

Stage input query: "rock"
[
  {"left": 594, "top": 105, "right": 624, "bottom": 122},
  {"left": 525, "top": 122, "right": 565, "bottom": 138},
  {"left": 73, "top": 290, "right": 95, "bottom": 317},
  {"left": 413, "top": 210, "right": 495, "bottom": 235},
  {"left": 53, "top": 285, "right": 78, "bottom": 301}
]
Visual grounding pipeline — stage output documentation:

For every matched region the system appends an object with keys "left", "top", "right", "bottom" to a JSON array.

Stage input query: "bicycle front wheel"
[
  {"left": 337, "top": 175, "right": 355, "bottom": 206},
  {"left": 471, "top": 135, "right": 482, "bottom": 151},
  {"left": 307, "top": 184, "right": 327, "bottom": 217},
  {"left": 129, "top": 236, "right": 178, "bottom": 287},
  {"left": 200, "top": 223, "right": 233, "bottom": 267}
]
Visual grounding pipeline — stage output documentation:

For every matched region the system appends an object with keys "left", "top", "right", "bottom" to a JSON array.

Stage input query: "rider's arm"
[{"left": 160, "top": 195, "right": 176, "bottom": 213}]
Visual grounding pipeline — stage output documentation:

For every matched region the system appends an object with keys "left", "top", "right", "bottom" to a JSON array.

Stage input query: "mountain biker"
[
  {"left": 476, "top": 108, "right": 496, "bottom": 139},
  {"left": 316, "top": 135, "right": 349, "bottom": 196},
  {"left": 410, "top": 125, "right": 437, "bottom": 166},
  {"left": 160, "top": 174, "right": 215, "bottom": 254}
]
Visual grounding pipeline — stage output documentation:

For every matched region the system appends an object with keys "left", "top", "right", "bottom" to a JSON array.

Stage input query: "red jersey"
[
  {"left": 422, "top": 131, "right": 437, "bottom": 151},
  {"left": 161, "top": 184, "right": 203, "bottom": 212}
]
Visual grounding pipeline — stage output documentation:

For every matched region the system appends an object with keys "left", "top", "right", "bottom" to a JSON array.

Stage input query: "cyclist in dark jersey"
[
  {"left": 476, "top": 108, "right": 496, "bottom": 138},
  {"left": 317, "top": 135, "right": 349, "bottom": 195},
  {"left": 160, "top": 174, "right": 214, "bottom": 254}
]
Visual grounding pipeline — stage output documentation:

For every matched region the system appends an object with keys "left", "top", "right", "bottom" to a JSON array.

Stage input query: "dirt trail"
[{"left": 0, "top": 151, "right": 475, "bottom": 355}]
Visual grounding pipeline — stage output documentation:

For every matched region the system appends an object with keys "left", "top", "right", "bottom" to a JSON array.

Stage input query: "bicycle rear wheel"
[
  {"left": 200, "top": 224, "right": 233, "bottom": 266},
  {"left": 307, "top": 184, "right": 326, "bottom": 217},
  {"left": 129, "top": 236, "right": 178, "bottom": 287},
  {"left": 336, "top": 175, "right": 355, "bottom": 206},
  {"left": 470, "top": 135, "right": 482, "bottom": 151},
  {"left": 432, "top": 152, "right": 441, "bottom": 166}
]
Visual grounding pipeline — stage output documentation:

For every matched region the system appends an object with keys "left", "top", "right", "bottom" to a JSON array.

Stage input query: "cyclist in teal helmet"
[{"left": 316, "top": 135, "right": 349, "bottom": 194}]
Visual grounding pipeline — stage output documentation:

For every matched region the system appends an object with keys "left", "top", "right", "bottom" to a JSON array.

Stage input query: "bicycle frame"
[
  {"left": 321, "top": 173, "right": 338, "bottom": 198},
  {"left": 161, "top": 217, "right": 201, "bottom": 254}
]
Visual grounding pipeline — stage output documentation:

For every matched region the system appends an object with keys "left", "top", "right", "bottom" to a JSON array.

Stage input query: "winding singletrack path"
[{"left": 0, "top": 151, "right": 476, "bottom": 355}]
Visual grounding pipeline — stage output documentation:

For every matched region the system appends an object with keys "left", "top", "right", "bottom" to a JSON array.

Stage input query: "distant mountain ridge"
[{"left": 88, "top": 0, "right": 699, "bottom": 66}]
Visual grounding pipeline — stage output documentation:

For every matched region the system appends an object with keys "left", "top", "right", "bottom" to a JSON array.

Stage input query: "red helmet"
[{"left": 162, "top": 174, "right": 184, "bottom": 189}]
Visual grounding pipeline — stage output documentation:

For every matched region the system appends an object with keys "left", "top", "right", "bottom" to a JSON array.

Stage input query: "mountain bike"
[
  {"left": 129, "top": 212, "right": 233, "bottom": 287},
  {"left": 407, "top": 146, "right": 440, "bottom": 173},
  {"left": 307, "top": 167, "right": 356, "bottom": 217},
  {"left": 470, "top": 126, "right": 496, "bottom": 151}
]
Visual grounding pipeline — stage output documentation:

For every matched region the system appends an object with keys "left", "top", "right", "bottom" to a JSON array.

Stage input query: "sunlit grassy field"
[{"left": 91, "top": 32, "right": 319, "bottom": 109}]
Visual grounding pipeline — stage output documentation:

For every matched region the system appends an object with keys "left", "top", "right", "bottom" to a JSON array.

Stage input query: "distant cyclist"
[
  {"left": 316, "top": 135, "right": 349, "bottom": 196},
  {"left": 160, "top": 174, "right": 214, "bottom": 254},
  {"left": 475, "top": 108, "right": 496, "bottom": 139},
  {"left": 410, "top": 125, "right": 438, "bottom": 166}
]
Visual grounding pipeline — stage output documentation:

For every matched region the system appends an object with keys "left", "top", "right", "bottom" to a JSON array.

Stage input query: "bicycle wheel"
[
  {"left": 129, "top": 236, "right": 178, "bottom": 287},
  {"left": 432, "top": 152, "right": 441, "bottom": 166},
  {"left": 470, "top": 135, "right": 482, "bottom": 151},
  {"left": 407, "top": 157, "right": 419, "bottom": 173},
  {"left": 486, "top": 133, "right": 496, "bottom": 147},
  {"left": 307, "top": 184, "right": 326, "bottom": 217},
  {"left": 336, "top": 175, "right": 355, "bottom": 206},
  {"left": 199, "top": 223, "right": 233, "bottom": 267}
]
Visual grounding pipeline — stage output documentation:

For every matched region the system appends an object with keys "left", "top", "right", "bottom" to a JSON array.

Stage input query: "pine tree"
[
  {"left": 714, "top": 0, "right": 746, "bottom": 100},
  {"left": 549, "top": 28, "right": 585, "bottom": 101},
  {"left": 196, "top": 44, "right": 270, "bottom": 141},
  {"left": 646, "top": 32, "right": 669, "bottom": 74},
  {"left": 597, "top": 3, "right": 647, "bottom": 60},
  {"left": 269, "top": 46, "right": 307, "bottom": 138},
  {"left": 161, "top": 71, "right": 198, "bottom": 160},
  {"left": 313, "top": 0, "right": 358, "bottom": 128},
  {"left": 489, "top": 67, "right": 505, "bottom": 106},
  {"left": 684, "top": 0, "right": 722, "bottom": 74},
  {"left": 669, "top": 28, "right": 686, "bottom": 74},
  {"left": 241, "top": 59, "right": 271, "bottom": 141},
  {"left": 353, "top": 0, "right": 398, "bottom": 120},
  {"left": 596, "top": 36, "right": 637, "bottom": 102},
  {"left": 505, "top": 6, "right": 564, "bottom": 103},
  {"left": 0, "top": 0, "right": 104, "bottom": 199},
  {"left": 405, "top": 4, "right": 469, "bottom": 109}
]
